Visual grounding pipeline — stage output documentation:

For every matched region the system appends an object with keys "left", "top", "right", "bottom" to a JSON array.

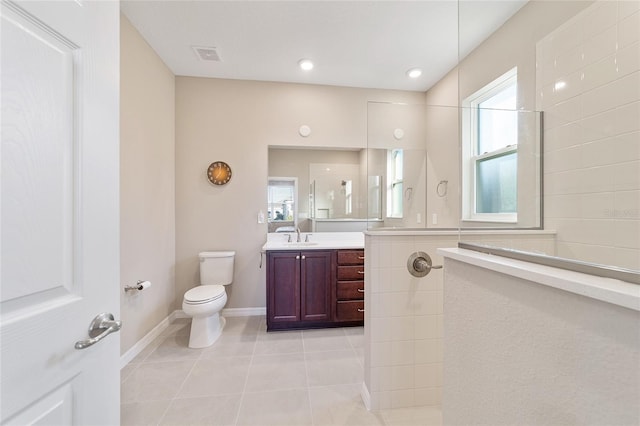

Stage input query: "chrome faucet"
[{"left": 296, "top": 227, "right": 301, "bottom": 242}]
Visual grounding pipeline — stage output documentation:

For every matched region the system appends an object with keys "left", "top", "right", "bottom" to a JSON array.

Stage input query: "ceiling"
[{"left": 120, "top": 1, "right": 527, "bottom": 92}]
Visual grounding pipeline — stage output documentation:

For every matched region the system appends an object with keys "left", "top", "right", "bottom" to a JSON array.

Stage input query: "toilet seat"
[{"left": 184, "top": 285, "right": 226, "bottom": 304}]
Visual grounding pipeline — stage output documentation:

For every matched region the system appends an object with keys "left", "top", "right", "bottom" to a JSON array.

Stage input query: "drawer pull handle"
[
  {"left": 358, "top": 256, "right": 365, "bottom": 260},
  {"left": 357, "top": 288, "right": 364, "bottom": 293},
  {"left": 357, "top": 308, "right": 364, "bottom": 313},
  {"left": 357, "top": 270, "right": 364, "bottom": 274}
]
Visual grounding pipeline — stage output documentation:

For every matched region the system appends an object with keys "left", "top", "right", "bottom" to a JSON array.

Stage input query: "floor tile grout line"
[
  {"left": 231, "top": 316, "right": 261, "bottom": 426},
  {"left": 153, "top": 333, "right": 201, "bottom": 425},
  {"left": 302, "top": 329, "right": 316, "bottom": 426}
]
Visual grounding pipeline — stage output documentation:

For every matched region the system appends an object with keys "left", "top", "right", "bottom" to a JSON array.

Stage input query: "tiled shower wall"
[
  {"left": 538, "top": 0, "right": 640, "bottom": 270},
  {"left": 363, "top": 231, "right": 556, "bottom": 410}
]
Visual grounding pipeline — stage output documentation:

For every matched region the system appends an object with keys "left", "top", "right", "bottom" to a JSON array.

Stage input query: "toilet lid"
[{"left": 184, "top": 285, "right": 225, "bottom": 303}]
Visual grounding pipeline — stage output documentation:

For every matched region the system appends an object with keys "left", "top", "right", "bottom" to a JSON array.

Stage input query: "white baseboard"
[
  {"left": 121, "top": 308, "right": 266, "bottom": 368},
  {"left": 222, "top": 307, "right": 266, "bottom": 317},
  {"left": 174, "top": 307, "right": 266, "bottom": 318},
  {"left": 120, "top": 311, "right": 179, "bottom": 369},
  {"left": 361, "top": 382, "right": 372, "bottom": 411}
]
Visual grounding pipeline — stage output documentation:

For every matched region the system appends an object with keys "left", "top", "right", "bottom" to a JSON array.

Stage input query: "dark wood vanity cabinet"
[
  {"left": 335, "top": 250, "right": 365, "bottom": 322},
  {"left": 267, "top": 250, "right": 333, "bottom": 330},
  {"left": 266, "top": 248, "right": 364, "bottom": 331}
]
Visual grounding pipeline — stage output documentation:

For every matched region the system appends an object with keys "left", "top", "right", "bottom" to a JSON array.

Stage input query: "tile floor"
[{"left": 121, "top": 316, "right": 442, "bottom": 426}]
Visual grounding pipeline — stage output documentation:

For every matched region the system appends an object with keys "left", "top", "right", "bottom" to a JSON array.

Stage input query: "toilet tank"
[{"left": 199, "top": 251, "right": 235, "bottom": 285}]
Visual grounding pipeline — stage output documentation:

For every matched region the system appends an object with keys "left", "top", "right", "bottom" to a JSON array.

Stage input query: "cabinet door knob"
[
  {"left": 301, "top": 255, "right": 306, "bottom": 260},
  {"left": 296, "top": 255, "right": 300, "bottom": 259},
  {"left": 357, "top": 288, "right": 364, "bottom": 293}
]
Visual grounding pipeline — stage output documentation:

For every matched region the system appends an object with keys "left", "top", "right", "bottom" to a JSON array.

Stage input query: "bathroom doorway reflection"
[{"left": 267, "top": 177, "right": 297, "bottom": 233}]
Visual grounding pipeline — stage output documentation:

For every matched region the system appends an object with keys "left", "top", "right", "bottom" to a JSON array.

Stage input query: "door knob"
[{"left": 75, "top": 312, "right": 122, "bottom": 350}]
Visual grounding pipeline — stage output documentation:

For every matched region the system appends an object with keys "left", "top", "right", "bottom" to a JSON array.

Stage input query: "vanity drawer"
[
  {"left": 337, "top": 265, "right": 365, "bottom": 280},
  {"left": 336, "top": 281, "right": 365, "bottom": 300},
  {"left": 337, "top": 250, "right": 365, "bottom": 265},
  {"left": 336, "top": 300, "right": 364, "bottom": 321}
]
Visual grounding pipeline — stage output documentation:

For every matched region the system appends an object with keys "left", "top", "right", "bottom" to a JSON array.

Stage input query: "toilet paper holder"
[
  {"left": 124, "top": 280, "right": 152, "bottom": 292},
  {"left": 407, "top": 252, "right": 442, "bottom": 277}
]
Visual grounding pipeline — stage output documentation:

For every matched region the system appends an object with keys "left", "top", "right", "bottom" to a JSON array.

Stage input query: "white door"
[{"left": 1, "top": 0, "right": 120, "bottom": 424}]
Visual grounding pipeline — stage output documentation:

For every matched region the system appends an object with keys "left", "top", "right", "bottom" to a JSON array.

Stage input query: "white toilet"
[{"left": 182, "top": 251, "right": 235, "bottom": 348}]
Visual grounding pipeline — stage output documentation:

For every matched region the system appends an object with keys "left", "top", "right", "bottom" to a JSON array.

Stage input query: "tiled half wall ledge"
[{"left": 361, "top": 229, "right": 556, "bottom": 411}]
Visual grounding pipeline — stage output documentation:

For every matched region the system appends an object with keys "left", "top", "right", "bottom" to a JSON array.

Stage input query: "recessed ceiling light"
[
  {"left": 298, "top": 59, "right": 314, "bottom": 71},
  {"left": 407, "top": 68, "right": 422, "bottom": 78}
]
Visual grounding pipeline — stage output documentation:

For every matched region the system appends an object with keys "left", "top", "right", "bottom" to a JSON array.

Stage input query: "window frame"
[
  {"left": 462, "top": 67, "right": 518, "bottom": 223},
  {"left": 386, "top": 149, "right": 403, "bottom": 219}
]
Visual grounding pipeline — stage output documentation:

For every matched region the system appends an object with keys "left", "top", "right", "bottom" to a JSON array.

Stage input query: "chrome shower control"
[{"left": 407, "top": 251, "right": 442, "bottom": 277}]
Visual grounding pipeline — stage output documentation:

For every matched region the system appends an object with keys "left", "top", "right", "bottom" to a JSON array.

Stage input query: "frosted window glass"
[{"left": 476, "top": 152, "right": 517, "bottom": 214}]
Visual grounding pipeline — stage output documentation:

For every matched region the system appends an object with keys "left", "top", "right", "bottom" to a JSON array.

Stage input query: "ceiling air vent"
[{"left": 192, "top": 46, "right": 221, "bottom": 62}]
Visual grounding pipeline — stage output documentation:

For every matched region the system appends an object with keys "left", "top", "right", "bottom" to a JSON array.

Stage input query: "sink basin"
[{"left": 283, "top": 242, "right": 319, "bottom": 247}]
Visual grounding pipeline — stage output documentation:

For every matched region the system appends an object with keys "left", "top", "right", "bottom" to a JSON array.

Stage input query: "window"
[
  {"left": 386, "top": 149, "right": 403, "bottom": 218},
  {"left": 462, "top": 68, "right": 518, "bottom": 222}
]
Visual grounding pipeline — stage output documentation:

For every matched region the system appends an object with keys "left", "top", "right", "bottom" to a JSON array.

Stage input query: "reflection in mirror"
[
  {"left": 367, "top": 102, "right": 428, "bottom": 229},
  {"left": 267, "top": 177, "right": 297, "bottom": 233},
  {"left": 268, "top": 147, "right": 382, "bottom": 232}
]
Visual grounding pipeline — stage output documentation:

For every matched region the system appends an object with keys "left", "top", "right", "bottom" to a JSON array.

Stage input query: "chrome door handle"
[{"left": 75, "top": 312, "right": 122, "bottom": 350}]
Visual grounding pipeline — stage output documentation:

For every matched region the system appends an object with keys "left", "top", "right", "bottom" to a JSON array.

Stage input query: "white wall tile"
[
  {"left": 554, "top": 48, "right": 584, "bottom": 80},
  {"left": 551, "top": 70, "right": 583, "bottom": 103},
  {"left": 616, "top": 42, "right": 640, "bottom": 76},
  {"left": 414, "top": 387, "right": 440, "bottom": 407},
  {"left": 583, "top": 0, "right": 618, "bottom": 40},
  {"left": 550, "top": 15, "right": 584, "bottom": 58},
  {"left": 581, "top": 55, "right": 618, "bottom": 93},
  {"left": 414, "top": 315, "right": 438, "bottom": 340},
  {"left": 611, "top": 131, "right": 640, "bottom": 163},
  {"left": 613, "top": 160, "right": 640, "bottom": 191},
  {"left": 615, "top": 101, "right": 640, "bottom": 135},
  {"left": 618, "top": 11, "right": 640, "bottom": 49},
  {"left": 544, "top": 96, "right": 582, "bottom": 130},
  {"left": 581, "top": 72, "right": 640, "bottom": 118},
  {"left": 391, "top": 365, "right": 414, "bottom": 390},
  {"left": 391, "top": 341, "right": 415, "bottom": 366},
  {"left": 620, "top": 0, "right": 640, "bottom": 19},
  {"left": 581, "top": 192, "right": 615, "bottom": 219},
  {"left": 545, "top": 145, "right": 582, "bottom": 173},
  {"left": 583, "top": 25, "right": 618, "bottom": 66},
  {"left": 611, "top": 246, "right": 640, "bottom": 270},
  {"left": 614, "top": 190, "right": 640, "bottom": 216},
  {"left": 545, "top": 121, "right": 584, "bottom": 151},
  {"left": 371, "top": 342, "right": 392, "bottom": 367},
  {"left": 390, "top": 389, "right": 415, "bottom": 408},
  {"left": 612, "top": 219, "right": 640, "bottom": 249},
  {"left": 390, "top": 316, "right": 414, "bottom": 341}
]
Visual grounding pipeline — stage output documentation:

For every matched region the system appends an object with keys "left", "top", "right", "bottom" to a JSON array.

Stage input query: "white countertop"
[
  {"left": 439, "top": 248, "right": 640, "bottom": 312},
  {"left": 262, "top": 232, "right": 364, "bottom": 251}
]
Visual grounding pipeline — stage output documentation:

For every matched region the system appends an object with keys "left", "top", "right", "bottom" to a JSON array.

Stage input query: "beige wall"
[
  {"left": 120, "top": 15, "right": 176, "bottom": 354},
  {"left": 175, "top": 78, "right": 423, "bottom": 310}
]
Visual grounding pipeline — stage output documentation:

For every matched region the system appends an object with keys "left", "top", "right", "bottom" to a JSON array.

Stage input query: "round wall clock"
[{"left": 207, "top": 161, "right": 232, "bottom": 185}]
